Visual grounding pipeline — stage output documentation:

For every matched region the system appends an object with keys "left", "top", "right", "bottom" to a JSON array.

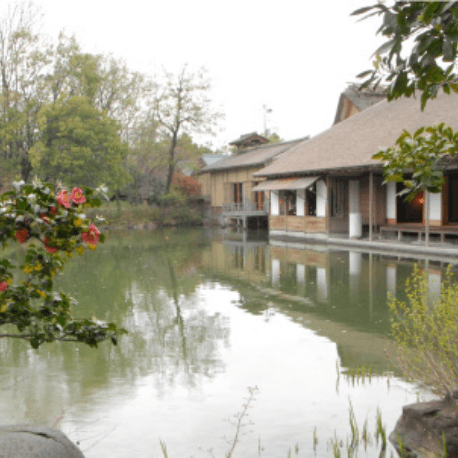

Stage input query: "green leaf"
[
  {"left": 351, "top": 5, "right": 377, "bottom": 16},
  {"left": 442, "top": 37, "right": 455, "bottom": 61},
  {"left": 374, "top": 39, "right": 397, "bottom": 56},
  {"left": 450, "top": 83, "right": 458, "bottom": 94}
]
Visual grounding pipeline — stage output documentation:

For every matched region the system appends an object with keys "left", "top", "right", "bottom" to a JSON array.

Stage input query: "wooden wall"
[
  {"left": 269, "top": 215, "right": 326, "bottom": 232},
  {"left": 200, "top": 166, "right": 263, "bottom": 207},
  {"left": 329, "top": 216, "right": 348, "bottom": 233},
  {"left": 359, "top": 174, "right": 386, "bottom": 225}
]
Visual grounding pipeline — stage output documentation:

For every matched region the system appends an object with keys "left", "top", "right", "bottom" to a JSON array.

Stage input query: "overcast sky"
[{"left": 32, "top": 0, "right": 385, "bottom": 150}]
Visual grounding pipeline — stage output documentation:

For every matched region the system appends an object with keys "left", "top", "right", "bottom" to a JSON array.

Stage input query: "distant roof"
[
  {"left": 334, "top": 84, "right": 386, "bottom": 125},
  {"left": 201, "top": 137, "right": 310, "bottom": 173},
  {"left": 229, "top": 132, "right": 269, "bottom": 149},
  {"left": 254, "top": 91, "right": 458, "bottom": 178},
  {"left": 200, "top": 154, "right": 227, "bottom": 167}
]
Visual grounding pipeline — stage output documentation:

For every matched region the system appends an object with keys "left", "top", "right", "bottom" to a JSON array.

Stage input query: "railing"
[{"left": 222, "top": 201, "right": 268, "bottom": 213}]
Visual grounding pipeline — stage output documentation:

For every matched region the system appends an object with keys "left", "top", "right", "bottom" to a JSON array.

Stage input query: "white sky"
[{"left": 33, "top": 0, "right": 385, "bottom": 150}]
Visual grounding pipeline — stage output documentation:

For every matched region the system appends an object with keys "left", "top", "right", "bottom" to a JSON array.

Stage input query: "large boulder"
[
  {"left": 0, "top": 424, "right": 85, "bottom": 458},
  {"left": 390, "top": 396, "right": 458, "bottom": 458}
]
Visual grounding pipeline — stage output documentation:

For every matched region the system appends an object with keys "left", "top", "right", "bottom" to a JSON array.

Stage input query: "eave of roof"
[
  {"left": 254, "top": 91, "right": 458, "bottom": 178},
  {"left": 200, "top": 136, "right": 310, "bottom": 173}
]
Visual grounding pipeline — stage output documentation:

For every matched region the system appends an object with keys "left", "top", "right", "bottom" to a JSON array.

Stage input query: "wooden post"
[
  {"left": 369, "top": 252, "right": 373, "bottom": 319},
  {"left": 425, "top": 191, "right": 430, "bottom": 247},
  {"left": 326, "top": 176, "right": 331, "bottom": 236},
  {"left": 369, "top": 171, "right": 373, "bottom": 242}
]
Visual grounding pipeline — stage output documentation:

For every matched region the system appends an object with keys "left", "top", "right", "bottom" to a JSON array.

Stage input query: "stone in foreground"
[
  {"left": 0, "top": 425, "right": 84, "bottom": 458},
  {"left": 390, "top": 396, "right": 458, "bottom": 458}
]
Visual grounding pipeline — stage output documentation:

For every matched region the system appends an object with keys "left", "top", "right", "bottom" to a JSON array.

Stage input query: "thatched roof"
[{"left": 254, "top": 91, "right": 458, "bottom": 178}]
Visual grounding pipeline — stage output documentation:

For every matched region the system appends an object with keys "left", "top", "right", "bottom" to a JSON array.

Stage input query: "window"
[
  {"left": 279, "top": 190, "right": 296, "bottom": 215},
  {"left": 253, "top": 182, "right": 265, "bottom": 210},
  {"left": 331, "top": 179, "right": 347, "bottom": 217},
  {"left": 233, "top": 183, "right": 243, "bottom": 204},
  {"left": 306, "top": 183, "right": 317, "bottom": 216}
]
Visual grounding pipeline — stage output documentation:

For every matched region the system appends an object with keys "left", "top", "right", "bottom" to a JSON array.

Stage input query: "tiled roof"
[
  {"left": 254, "top": 91, "right": 458, "bottom": 178},
  {"left": 200, "top": 137, "right": 309, "bottom": 172}
]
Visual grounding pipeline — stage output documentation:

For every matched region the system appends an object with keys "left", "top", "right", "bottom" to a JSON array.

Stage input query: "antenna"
[{"left": 262, "top": 104, "right": 273, "bottom": 136}]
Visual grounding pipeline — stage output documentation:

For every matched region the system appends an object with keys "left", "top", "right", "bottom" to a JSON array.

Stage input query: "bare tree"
[{"left": 153, "top": 65, "right": 223, "bottom": 193}]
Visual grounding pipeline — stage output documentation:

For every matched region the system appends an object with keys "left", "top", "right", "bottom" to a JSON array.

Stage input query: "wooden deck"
[{"left": 380, "top": 224, "right": 458, "bottom": 242}]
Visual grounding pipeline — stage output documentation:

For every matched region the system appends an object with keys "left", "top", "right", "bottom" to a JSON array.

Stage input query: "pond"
[{"left": 0, "top": 227, "right": 454, "bottom": 457}]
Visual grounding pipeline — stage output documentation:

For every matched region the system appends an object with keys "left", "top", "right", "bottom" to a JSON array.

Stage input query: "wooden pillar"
[
  {"left": 425, "top": 191, "right": 430, "bottom": 247},
  {"left": 369, "top": 171, "right": 373, "bottom": 242},
  {"left": 326, "top": 176, "right": 331, "bottom": 236}
]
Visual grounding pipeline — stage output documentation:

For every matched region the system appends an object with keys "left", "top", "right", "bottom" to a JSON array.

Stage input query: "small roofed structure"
[
  {"left": 229, "top": 132, "right": 269, "bottom": 152},
  {"left": 333, "top": 83, "right": 386, "bottom": 125}
]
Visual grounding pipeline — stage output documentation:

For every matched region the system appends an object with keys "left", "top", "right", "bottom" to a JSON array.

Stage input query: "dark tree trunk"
[{"left": 165, "top": 131, "right": 178, "bottom": 193}]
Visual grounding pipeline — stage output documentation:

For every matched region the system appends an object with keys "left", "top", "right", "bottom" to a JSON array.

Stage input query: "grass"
[
  {"left": 85, "top": 200, "right": 203, "bottom": 229},
  {"left": 154, "top": 386, "right": 396, "bottom": 458},
  {"left": 86, "top": 200, "right": 160, "bottom": 228}
]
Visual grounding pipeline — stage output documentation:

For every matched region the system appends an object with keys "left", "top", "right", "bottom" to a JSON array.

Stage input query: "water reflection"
[
  {"left": 0, "top": 227, "right": 453, "bottom": 457},
  {"left": 0, "top": 229, "right": 229, "bottom": 425},
  {"left": 202, "top": 229, "right": 456, "bottom": 375}
]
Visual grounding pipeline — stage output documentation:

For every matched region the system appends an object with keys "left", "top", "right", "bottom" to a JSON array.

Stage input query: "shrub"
[{"left": 388, "top": 265, "right": 458, "bottom": 397}]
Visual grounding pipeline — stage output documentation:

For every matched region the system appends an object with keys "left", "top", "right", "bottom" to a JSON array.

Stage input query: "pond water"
[{"left": 0, "top": 227, "right": 454, "bottom": 457}]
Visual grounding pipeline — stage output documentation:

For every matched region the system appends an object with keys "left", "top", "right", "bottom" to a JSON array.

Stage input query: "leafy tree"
[
  {"left": 0, "top": 179, "right": 126, "bottom": 348},
  {"left": 0, "top": 1, "right": 52, "bottom": 182},
  {"left": 266, "top": 132, "right": 283, "bottom": 144},
  {"left": 354, "top": 1, "right": 458, "bottom": 246},
  {"left": 49, "top": 34, "right": 147, "bottom": 142},
  {"left": 153, "top": 65, "right": 223, "bottom": 193},
  {"left": 29, "top": 96, "right": 131, "bottom": 193},
  {"left": 353, "top": 1, "right": 458, "bottom": 109}
]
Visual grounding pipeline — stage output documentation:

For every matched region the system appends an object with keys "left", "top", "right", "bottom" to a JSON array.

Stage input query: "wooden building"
[
  {"left": 252, "top": 90, "right": 458, "bottom": 242},
  {"left": 198, "top": 133, "right": 308, "bottom": 226}
]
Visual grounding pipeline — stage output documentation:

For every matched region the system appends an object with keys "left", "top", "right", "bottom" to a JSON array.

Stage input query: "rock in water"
[
  {"left": 390, "top": 397, "right": 458, "bottom": 457},
  {"left": 0, "top": 425, "right": 85, "bottom": 458}
]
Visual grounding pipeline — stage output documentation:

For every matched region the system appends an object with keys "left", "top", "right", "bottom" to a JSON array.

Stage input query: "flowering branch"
[{"left": 0, "top": 179, "right": 127, "bottom": 348}]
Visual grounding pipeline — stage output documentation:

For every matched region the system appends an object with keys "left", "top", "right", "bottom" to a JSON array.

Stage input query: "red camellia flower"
[
  {"left": 56, "top": 190, "right": 71, "bottom": 208},
  {"left": 43, "top": 237, "right": 58, "bottom": 254},
  {"left": 40, "top": 213, "right": 51, "bottom": 224},
  {"left": 50, "top": 206, "right": 57, "bottom": 215},
  {"left": 81, "top": 223, "right": 100, "bottom": 246},
  {"left": 71, "top": 187, "right": 86, "bottom": 204},
  {"left": 0, "top": 281, "right": 7, "bottom": 292},
  {"left": 14, "top": 228, "right": 29, "bottom": 244}
]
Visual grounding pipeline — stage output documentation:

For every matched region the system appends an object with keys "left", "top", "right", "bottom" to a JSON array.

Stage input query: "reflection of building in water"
[
  {"left": 349, "top": 251, "right": 362, "bottom": 298},
  {"left": 386, "top": 262, "right": 442, "bottom": 303},
  {"left": 201, "top": 235, "right": 455, "bottom": 374}
]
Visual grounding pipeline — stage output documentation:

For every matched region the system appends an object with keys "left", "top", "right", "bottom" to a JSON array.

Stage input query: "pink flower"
[
  {"left": 43, "top": 238, "right": 58, "bottom": 253},
  {"left": 0, "top": 282, "right": 7, "bottom": 292},
  {"left": 14, "top": 228, "right": 29, "bottom": 244},
  {"left": 81, "top": 224, "right": 100, "bottom": 246},
  {"left": 71, "top": 187, "right": 86, "bottom": 204},
  {"left": 56, "top": 190, "right": 71, "bottom": 208}
]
